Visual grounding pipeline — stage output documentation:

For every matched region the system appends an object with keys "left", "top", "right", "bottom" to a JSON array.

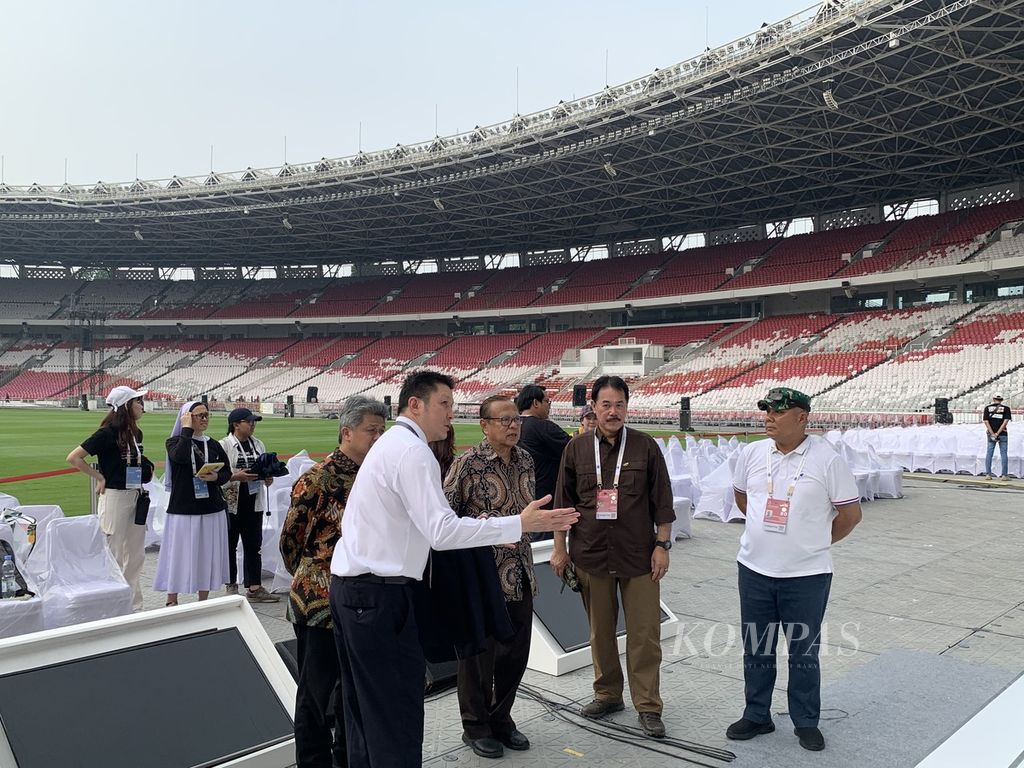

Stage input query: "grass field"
[{"left": 0, "top": 407, "right": 755, "bottom": 515}]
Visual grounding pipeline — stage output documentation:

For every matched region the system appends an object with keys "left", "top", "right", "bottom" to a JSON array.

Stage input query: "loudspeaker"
[
  {"left": 934, "top": 397, "right": 950, "bottom": 412},
  {"left": 274, "top": 639, "right": 299, "bottom": 683},
  {"left": 384, "top": 395, "right": 393, "bottom": 420},
  {"left": 306, "top": 386, "right": 318, "bottom": 403},
  {"left": 79, "top": 393, "right": 89, "bottom": 411},
  {"left": 286, "top": 395, "right": 294, "bottom": 406},
  {"left": 424, "top": 659, "right": 459, "bottom": 696},
  {"left": 572, "top": 384, "right": 588, "bottom": 408},
  {"left": 201, "top": 394, "right": 209, "bottom": 407},
  {"left": 285, "top": 394, "right": 294, "bottom": 418},
  {"left": 680, "top": 397, "right": 691, "bottom": 411}
]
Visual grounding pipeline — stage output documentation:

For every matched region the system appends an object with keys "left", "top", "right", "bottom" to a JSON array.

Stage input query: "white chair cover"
[{"left": 38, "top": 516, "right": 133, "bottom": 630}]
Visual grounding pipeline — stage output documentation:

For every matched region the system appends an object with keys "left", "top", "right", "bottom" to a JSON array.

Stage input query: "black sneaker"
[
  {"left": 726, "top": 718, "right": 775, "bottom": 740},
  {"left": 795, "top": 726, "right": 825, "bottom": 751}
]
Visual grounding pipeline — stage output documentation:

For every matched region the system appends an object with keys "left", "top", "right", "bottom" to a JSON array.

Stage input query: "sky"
[{"left": 0, "top": 0, "right": 813, "bottom": 187}]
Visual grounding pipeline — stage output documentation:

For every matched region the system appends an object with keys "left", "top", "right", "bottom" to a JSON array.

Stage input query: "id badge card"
[
  {"left": 193, "top": 476, "right": 210, "bottom": 499},
  {"left": 762, "top": 498, "right": 789, "bottom": 534},
  {"left": 247, "top": 480, "right": 261, "bottom": 496},
  {"left": 596, "top": 489, "right": 618, "bottom": 521},
  {"left": 125, "top": 466, "right": 143, "bottom": 490}
]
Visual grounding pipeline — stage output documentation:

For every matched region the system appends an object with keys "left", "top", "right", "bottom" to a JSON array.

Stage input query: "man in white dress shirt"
[
  {"left": 727, "top": 387, "right": 862, "bottom": 753},
  {"left": 330, "top": 370, "right": 579, "bottom": 768}
]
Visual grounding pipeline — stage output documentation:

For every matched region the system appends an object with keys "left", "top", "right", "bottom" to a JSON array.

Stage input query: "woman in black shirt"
[
  {"left": 154, "top": 400, "right": 232, "bottom": 607},
  {"left": 67, "top": 385, "right": 151, "bottom": 611}
]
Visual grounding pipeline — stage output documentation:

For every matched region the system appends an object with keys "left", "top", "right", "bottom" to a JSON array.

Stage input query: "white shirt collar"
[
  {"left": 395, "top": 415, "right": 427, "bottom": 443},
  {"left": 770, "top": 434, "right": 811, "bottom": 456}
]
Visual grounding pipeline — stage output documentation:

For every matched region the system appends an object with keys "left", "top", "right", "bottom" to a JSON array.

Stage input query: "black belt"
[{"left": 340, "top": 574, "right": 416, "bottom": 585}]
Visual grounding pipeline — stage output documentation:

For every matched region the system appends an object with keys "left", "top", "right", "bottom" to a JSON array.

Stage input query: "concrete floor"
[{"left": 137, "top": 476, "right": 1024, "bottom": 766}]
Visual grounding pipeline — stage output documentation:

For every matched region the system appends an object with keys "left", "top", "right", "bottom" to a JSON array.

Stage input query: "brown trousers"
[{"left": 577, "top": 566, "right": 663, "bottom": 714}]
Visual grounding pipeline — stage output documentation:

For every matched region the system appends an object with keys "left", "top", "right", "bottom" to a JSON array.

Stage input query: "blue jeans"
[
  {"left": 738, "top": 563, "right": 832, "bottom": 728},
  {"left": 985, "top": 432, "right": 1008, "bottom": 477}
]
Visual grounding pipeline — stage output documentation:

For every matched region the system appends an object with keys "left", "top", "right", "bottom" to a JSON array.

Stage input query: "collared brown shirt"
[
  {"left": 443, "top": 439, "right": 538, "bottom": 602},
  {"left": 555, "top": 425, "right": 675, "bottom": 578},
  {"left": 280, "top": 448, "right": 359, "bottom": 627}
]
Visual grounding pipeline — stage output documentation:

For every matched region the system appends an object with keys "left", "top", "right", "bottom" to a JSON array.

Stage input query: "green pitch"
[{"left": 0, "top": 407, "right": 737, "bottom": 515}]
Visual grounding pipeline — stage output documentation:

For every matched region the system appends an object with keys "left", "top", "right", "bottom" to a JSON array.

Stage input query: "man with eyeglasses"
[
  {"left": 516, "top": 384, "right": 571, "bottom": 517},
  {"left": 727, "top": 387, "right": 862, "bottom": 753},
  {"left": 443, "top": 395, "right": 537, "bottom": 759}
]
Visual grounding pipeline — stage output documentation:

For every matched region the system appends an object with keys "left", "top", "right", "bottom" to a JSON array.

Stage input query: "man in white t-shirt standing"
[{"left": 727, "top": 387, "right": 862, "bottom": 753}]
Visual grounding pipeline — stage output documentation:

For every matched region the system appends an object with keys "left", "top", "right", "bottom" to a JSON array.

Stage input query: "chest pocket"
[
  {"left": 617, "top": 461, "right": 648, "bottom": 496},
  {"left": 576, "top": 471, "right": 599, "bottom": 500}
]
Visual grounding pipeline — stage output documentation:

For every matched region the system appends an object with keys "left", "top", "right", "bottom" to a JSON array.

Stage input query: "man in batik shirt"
[
  {"left": 280, "top": 395, "right": 387, "bottom": 768},
  {"left": 443, "top": 395, "right": 538, "bottom": 760}
]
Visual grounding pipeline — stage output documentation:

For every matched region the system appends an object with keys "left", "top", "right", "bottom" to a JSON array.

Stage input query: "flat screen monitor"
[{"left": 0, "top": 627, "right": 293, "bottom": 768}]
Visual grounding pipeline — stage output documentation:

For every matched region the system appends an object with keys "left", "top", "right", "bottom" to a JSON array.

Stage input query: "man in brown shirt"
[
  {"left": 444, "top": 395, "right": 537, "bottom": 759},
  {"left": 553, "top": 375, "right": 675, "bottom": 738}
]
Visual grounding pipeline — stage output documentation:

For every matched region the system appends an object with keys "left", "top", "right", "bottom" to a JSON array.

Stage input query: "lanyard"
[
  {"left": 189, "top": 438, "right": 210, "bottom": 476},
  {"left": 124, "top": 435, "right": 142, "bottom": 466},
  {"left": 230, "top": 435, "right": 257, "bottom": 465},
  {"left": 396, "top": 420, "right": 423, "bottom": 441},
  {"left": 766, "top": 447, "right": 809, "bottom": 500},
  {"left": 594, "top": 429, "right": 627, "bottom": 490}
]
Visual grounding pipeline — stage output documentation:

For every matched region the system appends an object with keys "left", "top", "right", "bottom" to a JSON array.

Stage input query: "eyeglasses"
[
  {"left": 483, "top": 415, "right": 522, "bottom": 427},
  {"left": 192, "top": 413, "right": 210, "bottom": 419}
]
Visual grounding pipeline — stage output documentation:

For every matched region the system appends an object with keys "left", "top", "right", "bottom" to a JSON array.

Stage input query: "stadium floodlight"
[
  {"left": 133, "top": 229, "right": 143, "bottom": 241},
  {"left": 242, "top": 208, "right": 250, "bottom": 215},
  {"left": 603, "top": 161, "right": 618, "bottom": 179},
  {"left": 433, "top": 197, "right": 445, "bottom": 212},
  {"left": 282, "top": 216, "right": 293, "bottom": 231}
]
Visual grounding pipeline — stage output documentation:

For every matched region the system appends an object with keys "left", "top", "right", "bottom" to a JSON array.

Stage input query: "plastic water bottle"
[{"left": 1, "top": 555, "right": 17, "bottom": 599}]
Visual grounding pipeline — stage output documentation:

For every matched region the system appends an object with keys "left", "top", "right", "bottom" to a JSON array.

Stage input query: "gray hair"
[{"left": 338, "top": 395, "right": 388, "bottom": 436}]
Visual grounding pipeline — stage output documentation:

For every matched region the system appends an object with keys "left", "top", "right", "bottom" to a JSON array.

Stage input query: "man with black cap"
[
  {"left": 727, "top": 387, "right": 862, "bottom": 753},
  {"left": 983, "top": 393, "right": 1011, "bottom": 480},
  {"left": 221, "top": 407, "right": 277, "bottom": 602}
]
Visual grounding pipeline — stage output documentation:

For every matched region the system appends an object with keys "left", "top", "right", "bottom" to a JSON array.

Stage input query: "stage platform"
[{"left": 134, "top": 476, "right": 1024, "bottom": 767}]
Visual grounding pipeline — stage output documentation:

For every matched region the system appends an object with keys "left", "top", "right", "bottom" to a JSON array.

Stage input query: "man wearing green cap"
[{"left": 726, "top": 387, "right": 862, "bottom": 753}]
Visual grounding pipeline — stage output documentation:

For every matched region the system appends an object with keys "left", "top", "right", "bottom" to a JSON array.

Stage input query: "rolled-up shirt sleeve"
[{"left": 397, "top": 447, "right": 521, "bottom": 549}]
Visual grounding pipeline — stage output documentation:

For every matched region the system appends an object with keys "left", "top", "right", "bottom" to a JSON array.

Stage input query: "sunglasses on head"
[{"left": 757, "top": 391, "right": 794, "bottom": 413}]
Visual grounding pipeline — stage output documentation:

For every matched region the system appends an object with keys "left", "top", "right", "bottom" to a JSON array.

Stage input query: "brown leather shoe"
[
  {"left": 638, "top": 712, "right": 666, "bottom": 738},
  {"left": 580, "top": 699, "right": 625, "bottom": 719}
]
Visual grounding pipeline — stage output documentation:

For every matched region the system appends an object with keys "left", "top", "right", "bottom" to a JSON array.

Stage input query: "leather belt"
[{"left": 339, "top": 573, "right": 416, "bottom": 585}]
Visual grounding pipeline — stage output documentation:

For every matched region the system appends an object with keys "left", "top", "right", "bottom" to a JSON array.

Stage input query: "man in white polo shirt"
[{"left": 727, "top": 387, "right": 862, "bottom": 753}]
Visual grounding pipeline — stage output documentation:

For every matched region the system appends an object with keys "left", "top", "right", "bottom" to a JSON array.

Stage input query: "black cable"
[{"left": 515, "top": 681, "right": 736, "bottom": 765}]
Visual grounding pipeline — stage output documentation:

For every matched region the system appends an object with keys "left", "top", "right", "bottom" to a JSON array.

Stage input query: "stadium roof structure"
[{"left": 1, "top": 0, "right": 1023, "bottom": 269}]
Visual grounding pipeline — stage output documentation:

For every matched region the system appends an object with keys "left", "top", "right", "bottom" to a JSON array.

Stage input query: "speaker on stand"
[
  {"left": 572, "top": 384, "right": 588, "bottom": 408},
  {"left": 306, "top": 386, "right": 318, "bottom": 404},
  {"left": 285, "top": 395, "right": 295, "bottom": 418},
  {"left": 934, "top": 397, "right": 953, "bottom": 425},
  {"left": 384, "top": 395, "right": 393, "bottom": 421},
  {"left": 679, "top": 396, "right": 692, "bottom": 431}
]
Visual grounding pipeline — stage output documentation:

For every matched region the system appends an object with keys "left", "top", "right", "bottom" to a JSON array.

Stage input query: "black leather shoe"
[
  {"left": 497, "top": 729, "right": 530, "bottom": 751},
  {"left": 580, "top": 699, "right": 625, "bottom": 719},
  {"left": 795, "top": 726, "right": 825, "bottom": 751},
  {"left": 726, "top": 717, "right": 775, "bottom": 740},
  {"left": 461, "top": 734, "right": 503, "bottom": 759}
]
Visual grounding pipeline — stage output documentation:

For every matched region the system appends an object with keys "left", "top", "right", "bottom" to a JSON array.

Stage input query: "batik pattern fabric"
[
  {"left": 443, "top": 440, "right": 537, "bottom": 602},
  {"left": 281, "top": 448, "right": 359, "bottom": 628}
]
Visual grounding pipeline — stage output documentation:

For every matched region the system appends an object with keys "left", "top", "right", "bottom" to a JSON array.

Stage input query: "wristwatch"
[{"left": 654, "top": 540, "right": 672, "bottom": 551}]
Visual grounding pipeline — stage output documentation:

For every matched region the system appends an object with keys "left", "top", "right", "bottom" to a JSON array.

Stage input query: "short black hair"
[
  {"left": 515, "top": 384, "right": 546, "bottom": 414},
  {"left": 591, "top": 375, "right": 629, "bottom": 403},
  {"left": 398, "top": 370, "right": 455, "bottom": 413}
]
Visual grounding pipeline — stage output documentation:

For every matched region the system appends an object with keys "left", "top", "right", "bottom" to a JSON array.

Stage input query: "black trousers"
[
  {"left": 330, "top": 576, "right": 425, "bottom": 768},
  {"left": 227, "top": 499, "right": 263, "bottom": 587},
  {"left": 457, "top": 586, "right": 533, "bottom": 739},
  {"left": 294, "top": 623, "right": 346, "bottom": 768},
  {"left": 738, "top": 562, "right": 832, "bottom": 728}
]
